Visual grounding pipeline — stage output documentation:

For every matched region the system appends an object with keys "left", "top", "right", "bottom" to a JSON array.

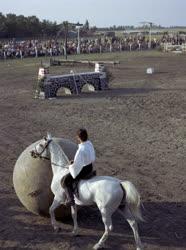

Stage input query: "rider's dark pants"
[{"left": 64, "top": 163, "right": 93, "bottom": 190}]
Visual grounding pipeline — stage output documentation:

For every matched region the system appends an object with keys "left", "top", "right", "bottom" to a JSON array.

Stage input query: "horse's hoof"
[
  {"left": 93, "top": 243, "right": 102, "bottom": 250},
  {"left": 54, "top": 228, "right": 59, "bottom": 233},
  {"left": 53, "top": 222, "right": 63, "bottom": 232},
  {"left": 54, "top": 227, "right": 61, "bottom": 233},
  {"left": 72, "top": 228, "right": 80, "bottom": 236}
]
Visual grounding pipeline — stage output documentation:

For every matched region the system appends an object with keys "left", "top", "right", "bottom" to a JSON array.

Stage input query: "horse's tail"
[{"left": 121, "top": 180, "right": 143, "bottom": 221}]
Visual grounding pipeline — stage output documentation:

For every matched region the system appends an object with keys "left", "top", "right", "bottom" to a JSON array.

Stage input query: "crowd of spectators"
[
  {"left": 0, "top": 33, "right": 185, "bottom": 59},
  {"left": 0, "top": 39, "right": 61, "bottom": 59}
]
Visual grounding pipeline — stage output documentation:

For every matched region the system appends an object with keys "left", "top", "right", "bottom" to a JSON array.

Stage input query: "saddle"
[{"left": 80, "top": 170, "right": 97, "bottom": 180}]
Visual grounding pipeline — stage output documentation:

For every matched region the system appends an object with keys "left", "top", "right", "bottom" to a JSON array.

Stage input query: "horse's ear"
[{"left": 47, "top": 132, "right": 52, "bottom": 140}]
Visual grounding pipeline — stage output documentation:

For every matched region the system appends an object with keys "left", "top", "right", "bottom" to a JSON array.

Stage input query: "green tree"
[
  {"left": 0, "top": 13, "right": 61, "bottom": 38},
  {"left": 27, "top": 15, "right": 41, "bottom": 36},
  {"left": 84, "top": 19, "right": 89, "bottom": 30},
  {"left": 16, "top": 15, "right": 28, "bottom": 37},
  {"left": 6, "top": 13, "right": 17, "bottom": 37},
  {"left": 0, "top": 12, "right": 7, "bottom": 37}
]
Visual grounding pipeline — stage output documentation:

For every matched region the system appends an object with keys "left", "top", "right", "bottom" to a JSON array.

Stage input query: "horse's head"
[{"left": 30, "top": 133, "right": 52, "bottom": 159}]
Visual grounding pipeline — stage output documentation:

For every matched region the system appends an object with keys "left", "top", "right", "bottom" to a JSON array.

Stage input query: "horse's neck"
[{"left": 49, "top": 141, "right": 69, "bottom": 174}]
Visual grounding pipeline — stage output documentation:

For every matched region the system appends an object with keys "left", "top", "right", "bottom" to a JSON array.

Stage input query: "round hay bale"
[{"left": 13, "top": 138, "right": 77, "bottom": 219}]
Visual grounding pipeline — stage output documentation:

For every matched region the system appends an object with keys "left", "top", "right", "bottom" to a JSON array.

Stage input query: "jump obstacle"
[
  {"left": 50, "top": 58, "right": 120, "bottom": 66},
  {"left": 35, "top": 63, "right": 108, "bottom": 99}
]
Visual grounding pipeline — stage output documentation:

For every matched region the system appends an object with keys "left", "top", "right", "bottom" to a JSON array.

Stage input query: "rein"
[
  {"left": 31, "top": 139, "right": 69, "bottom": 169},
  {"left": 38, "top": 155, "right": 69, "bottom": 169}
]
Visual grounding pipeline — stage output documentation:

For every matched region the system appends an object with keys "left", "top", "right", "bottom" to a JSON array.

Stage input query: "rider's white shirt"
[{"left": 69, "top": 140, "right": 95, "bottom": 179}]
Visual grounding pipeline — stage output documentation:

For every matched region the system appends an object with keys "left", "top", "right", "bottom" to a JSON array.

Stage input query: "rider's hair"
[{"left": 77, "top": 128, "right": 88, "bottom": 142}]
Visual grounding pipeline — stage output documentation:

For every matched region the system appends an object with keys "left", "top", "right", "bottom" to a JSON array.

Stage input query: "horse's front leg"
[
  {"left": 49, "top": 198, "right": 63, "bottom": 232},
  {"left": 71, "top": 205, "right": 79, "bottom": 236},
  {"left": 93, "top": 207, "right": 113, "bottom": 249}
]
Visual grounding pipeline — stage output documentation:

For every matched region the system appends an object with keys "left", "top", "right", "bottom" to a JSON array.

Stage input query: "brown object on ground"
[{"left": 13, "top": 138, "right": 77, "bottom": 218}]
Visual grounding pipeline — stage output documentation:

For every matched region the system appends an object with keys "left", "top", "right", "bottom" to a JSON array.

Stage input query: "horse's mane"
[{"left": 49, "top": 139, "right": 70, "bottom": 168}]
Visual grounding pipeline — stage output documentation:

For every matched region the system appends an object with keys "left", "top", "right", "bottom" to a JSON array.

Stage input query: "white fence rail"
[{"left": 163, "top": 43, "right": 186, "bottom": 53}]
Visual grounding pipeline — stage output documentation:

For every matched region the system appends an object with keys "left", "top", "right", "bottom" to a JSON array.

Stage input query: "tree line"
[
  {"left": 0, "top": 13, "right": 60, "bottom": 38},
  {"left": 0, "top": 13, "right": 93, "bottom": 39}
]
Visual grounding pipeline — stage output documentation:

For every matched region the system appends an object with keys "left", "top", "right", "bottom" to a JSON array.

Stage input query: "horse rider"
[{"left": 62, "top": 128, "right": 96, "bottom": 206}]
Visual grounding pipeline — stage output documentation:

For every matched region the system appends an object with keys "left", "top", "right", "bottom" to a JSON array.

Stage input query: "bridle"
[
  {"left": 31, "top": 139, "right": 52, "bottom": 159},
  {"left": 30, "top": 138, "right": 69, "bottom": 169}
]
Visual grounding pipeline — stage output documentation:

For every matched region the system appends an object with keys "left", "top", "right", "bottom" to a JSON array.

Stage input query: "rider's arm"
[{"left": 69, "top": 147, "right": 84, "bottom": 178}]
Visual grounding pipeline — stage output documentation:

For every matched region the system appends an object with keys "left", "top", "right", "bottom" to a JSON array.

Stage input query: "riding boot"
[{"left": 64, "top": 186, "right": 75, "bottom": 207}]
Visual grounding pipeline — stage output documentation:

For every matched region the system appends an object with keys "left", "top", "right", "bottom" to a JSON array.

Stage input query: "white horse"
[{"left": 31, "top": 133, "right": 143, "bottom": 250}]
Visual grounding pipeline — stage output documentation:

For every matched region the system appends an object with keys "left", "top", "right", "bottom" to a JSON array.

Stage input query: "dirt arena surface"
[{"left": 0, "top": 51, "right": 185, "bottom": 250}]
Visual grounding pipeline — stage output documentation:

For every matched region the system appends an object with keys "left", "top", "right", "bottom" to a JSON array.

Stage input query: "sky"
[{"left": 0, "top": 0, "right": 185, "bottom": 27}]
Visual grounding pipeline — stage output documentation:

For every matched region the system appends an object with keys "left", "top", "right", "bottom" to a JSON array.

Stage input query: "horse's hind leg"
[
  {"left": 93, "top": 208, "right": 113, "bottom": 250},
  {"left": 118, "top": 207, "right": 143, "bottom": 250}
]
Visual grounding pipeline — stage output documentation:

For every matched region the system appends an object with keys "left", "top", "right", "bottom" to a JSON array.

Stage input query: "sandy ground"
[{"left": 0, "top": 51, "right": 185, "bottom": 250}]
